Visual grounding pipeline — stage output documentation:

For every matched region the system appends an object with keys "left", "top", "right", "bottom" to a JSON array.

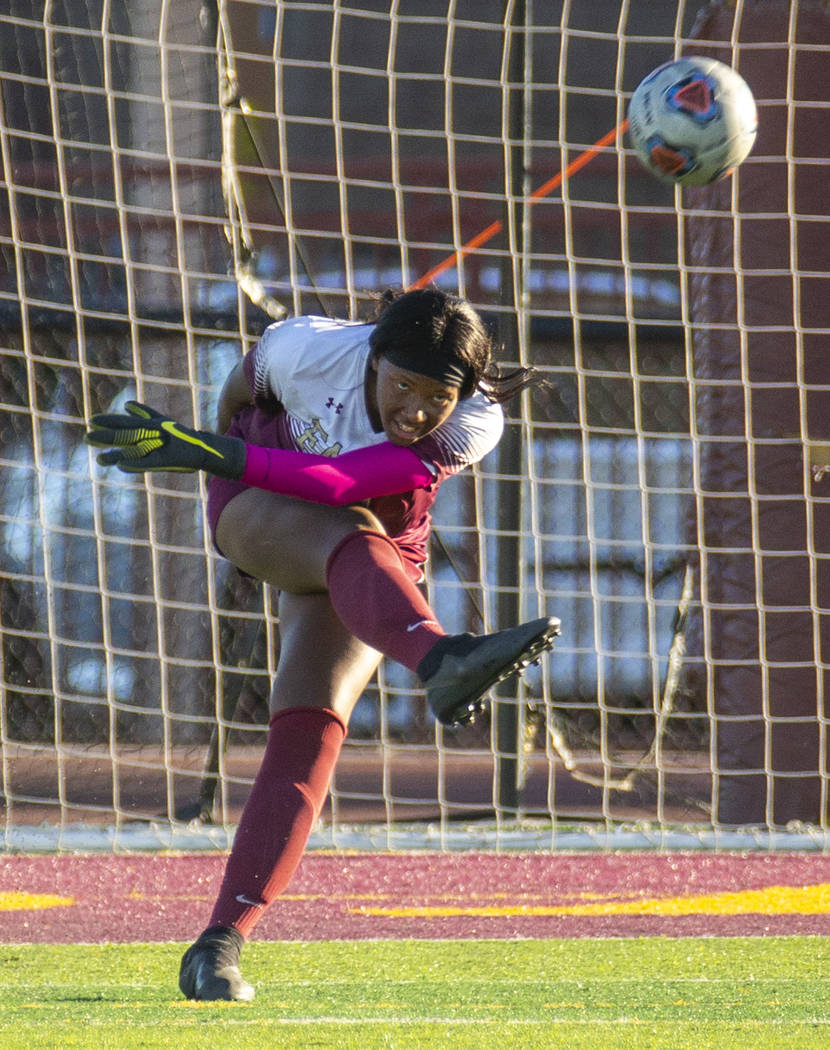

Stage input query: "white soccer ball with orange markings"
[{"left": 628, "top": 56, "right": 758, "bottom": 186}]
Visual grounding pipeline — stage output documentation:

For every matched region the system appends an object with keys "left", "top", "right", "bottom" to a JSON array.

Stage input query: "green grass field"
[{"left": 1, "top": 937, "right": 828, "bottom": 1049}]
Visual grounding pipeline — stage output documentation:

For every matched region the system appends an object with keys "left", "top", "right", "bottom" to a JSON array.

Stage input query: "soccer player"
[{"left": 86, "top": 287, "right": 560, "bottom": 1001}]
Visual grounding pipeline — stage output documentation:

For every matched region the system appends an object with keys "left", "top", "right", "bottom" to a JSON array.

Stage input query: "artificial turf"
[{"left": 0, "top": 936, "right": 828, "bottom": 1049}]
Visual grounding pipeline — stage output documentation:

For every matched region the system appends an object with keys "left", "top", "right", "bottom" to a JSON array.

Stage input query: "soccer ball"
[{"left": 627, "top": 56, "right": 758, "bottom": 186}]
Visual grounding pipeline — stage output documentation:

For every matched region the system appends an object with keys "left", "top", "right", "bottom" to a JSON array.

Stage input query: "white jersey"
[{"left": 248, "top": 315, "right": 504, "bottom": 474}]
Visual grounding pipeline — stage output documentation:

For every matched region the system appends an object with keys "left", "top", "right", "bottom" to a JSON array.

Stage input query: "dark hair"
[{"left": 367, "top": 287, "right": 540, "bottom": 404}]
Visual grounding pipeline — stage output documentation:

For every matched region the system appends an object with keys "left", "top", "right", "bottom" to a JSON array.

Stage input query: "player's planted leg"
[
  {"left": 178, "top": 925, "right": 254, "bottom": 1002},
  {"left": 178, "top": 705, "right": 349, "bottom": 1002}
]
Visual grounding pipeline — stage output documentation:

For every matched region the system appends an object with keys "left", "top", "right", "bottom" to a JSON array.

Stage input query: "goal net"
[{"left": 1, "top": 0, "right": 828, "bottom": 851}]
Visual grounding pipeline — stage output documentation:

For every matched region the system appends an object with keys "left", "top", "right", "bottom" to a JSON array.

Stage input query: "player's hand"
[{"left": 84, "top": 401, "right": 246, "bottom": 479}]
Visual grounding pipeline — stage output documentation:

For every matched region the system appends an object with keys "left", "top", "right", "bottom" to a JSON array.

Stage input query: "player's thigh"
[
  {"left": 270, "top": 591, "right": 382, "bottom": 723},
  {"left": 215, "top": 488, "right": 384, "bottom": 593}
]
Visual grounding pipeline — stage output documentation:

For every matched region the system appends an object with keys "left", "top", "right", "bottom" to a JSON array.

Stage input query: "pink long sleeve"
[{"left": 240, "top": 441, "right": 434, "bottom": 505}]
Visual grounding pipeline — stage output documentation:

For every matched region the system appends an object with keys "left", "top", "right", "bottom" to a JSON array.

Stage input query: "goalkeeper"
[{"left": 86, "top": 287, "right": 560, "bottom": 1002}]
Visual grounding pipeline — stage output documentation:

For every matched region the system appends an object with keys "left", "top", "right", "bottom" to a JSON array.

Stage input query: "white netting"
[{"left": 1, "top": 0, "right": 828, "bottom": 851}]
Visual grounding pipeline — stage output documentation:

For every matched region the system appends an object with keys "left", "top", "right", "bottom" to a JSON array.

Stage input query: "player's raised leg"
[{"left": 215, "top": 489, "right": 561, "bottom": 725}]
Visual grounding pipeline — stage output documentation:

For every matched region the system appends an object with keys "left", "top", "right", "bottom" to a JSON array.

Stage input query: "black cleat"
[
  {"left": 420, "top": 616, "right": 561, "bottom": 726},
  {"left": 178, "top": 926, "right": 255, "bottom": 1002}
]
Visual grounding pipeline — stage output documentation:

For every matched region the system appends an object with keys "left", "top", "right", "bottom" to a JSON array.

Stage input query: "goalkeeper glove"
[{"left": 85, "top": 401, "right": 246, "bottom": 479}]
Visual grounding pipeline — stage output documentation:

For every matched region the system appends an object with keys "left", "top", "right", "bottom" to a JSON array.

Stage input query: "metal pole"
[{"left": 494, "top": 0, "right": 529, "bottom": 815}]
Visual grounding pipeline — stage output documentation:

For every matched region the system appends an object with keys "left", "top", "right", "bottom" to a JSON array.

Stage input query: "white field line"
[
  {"left": 11, "top": 975, "right": 830, "bottom": 989},
  {"left": 48, "top": 1016, "right": 830, "bottom": 1028}
]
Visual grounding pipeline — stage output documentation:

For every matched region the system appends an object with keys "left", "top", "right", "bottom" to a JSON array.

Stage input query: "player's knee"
[{"left": 339, "top": 504, "right": 387, "bottom": 536}]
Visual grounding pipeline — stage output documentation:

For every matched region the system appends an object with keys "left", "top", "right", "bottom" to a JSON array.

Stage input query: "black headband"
[{"left": 382, "top": 345, "right": 471, "bottom": 389}]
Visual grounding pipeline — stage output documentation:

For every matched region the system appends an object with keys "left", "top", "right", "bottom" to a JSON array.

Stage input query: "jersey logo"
[
  {"left": 293, "top": 417, "right": 342, "bottom": 457},
  {"left": 325, "top": 397, "right": 344, "bottom": 414}
]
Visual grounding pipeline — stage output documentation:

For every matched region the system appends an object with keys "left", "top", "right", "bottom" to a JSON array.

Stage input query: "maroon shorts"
[
  {"left": 206, "top": 474, "right": 249, "bottom": 554},
  {"left": 205, "top": 406, "right": 272, "bottom": 555},
  {"left": 206, "top": 408, "right": 425, "bottom": 584}
]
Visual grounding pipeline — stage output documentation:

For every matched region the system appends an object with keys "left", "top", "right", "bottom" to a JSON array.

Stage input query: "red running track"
[{"left": 2, "top": 852, "right": 830, "bottom": 943}]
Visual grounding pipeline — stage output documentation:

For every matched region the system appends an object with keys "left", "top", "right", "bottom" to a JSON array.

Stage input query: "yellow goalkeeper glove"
[{"left": 85, "top": 401, "right": 246, "bottom": 479}]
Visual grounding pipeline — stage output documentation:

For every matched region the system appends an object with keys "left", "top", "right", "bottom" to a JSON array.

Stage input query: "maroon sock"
[
  {"left": 208, "top": 706, "right": 346, "bottom": 938},
  {"left": 325, "top": 530, "right": 446, "bottom": 673}
]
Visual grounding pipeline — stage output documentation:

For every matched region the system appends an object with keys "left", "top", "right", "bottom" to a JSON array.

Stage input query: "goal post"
[
  {"left": 1, "top": 0, "right": 828, "bottom": 852},
  {"left": 684, "top": 0, "right": 830, "bottom": 827}
]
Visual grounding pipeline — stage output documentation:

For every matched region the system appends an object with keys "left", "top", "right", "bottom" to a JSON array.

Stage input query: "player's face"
[{"left": 368, "top": 357, "right": 459, "bottom": 445}]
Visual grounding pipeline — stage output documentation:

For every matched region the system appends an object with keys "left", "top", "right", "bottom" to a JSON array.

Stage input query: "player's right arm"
[
  {"left": 214, "top": 316, "right": 297, "bottom": 435},
  {"left": 85, "top": 401, "right": 434, "bottom": 500},
  {"left": 216, "top": 359, "right": 252, "bottom": 434}
]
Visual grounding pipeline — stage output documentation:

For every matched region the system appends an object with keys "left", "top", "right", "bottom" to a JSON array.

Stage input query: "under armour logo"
[{"left": 325, "top": 397, "right": 344, "bottom": 414}]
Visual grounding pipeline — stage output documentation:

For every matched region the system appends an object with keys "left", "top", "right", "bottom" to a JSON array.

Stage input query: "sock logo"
[
  {"left": 236, "top": 893, "right": 265, "bottom": 909},
  {"left": 406, "top": 619, "right": 440, "bottom": 632}
]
